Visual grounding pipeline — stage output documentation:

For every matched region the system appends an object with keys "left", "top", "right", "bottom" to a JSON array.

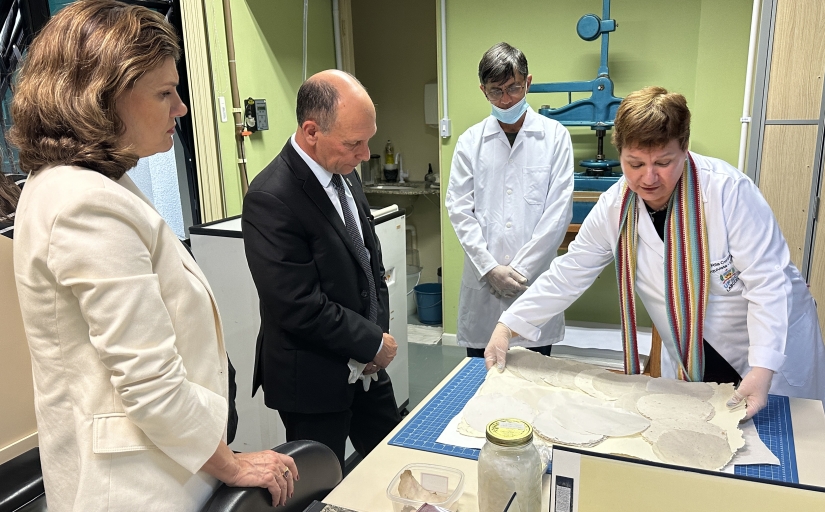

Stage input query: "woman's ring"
[{"left": 282, "top": 468, "right": 290, "bottom": 477}]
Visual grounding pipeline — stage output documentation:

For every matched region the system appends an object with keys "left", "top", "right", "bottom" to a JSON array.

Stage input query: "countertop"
[
  {"left": 363, "top": 180, "right": 440, "bottom": 195},
  {"left": 323, "top": 358, "right": 825, "bottom": 511}
]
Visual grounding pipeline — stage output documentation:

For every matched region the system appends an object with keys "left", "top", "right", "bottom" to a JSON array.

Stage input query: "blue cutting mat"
[
  {"left": 389, "top": 358, "right": 487, "bottom": 461},
  {"left": 389, "top": 358, "right": 799, "bottom": 483},
  {"left": 734, "top": 394, "right": 798, "bottom": 483}
]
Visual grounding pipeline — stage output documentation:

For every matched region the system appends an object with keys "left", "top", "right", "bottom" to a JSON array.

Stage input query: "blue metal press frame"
[{"left": 529, "top": 0, "right": 622, "bottom": 129}]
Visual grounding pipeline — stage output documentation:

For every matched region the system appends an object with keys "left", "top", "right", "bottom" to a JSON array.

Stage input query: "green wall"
[
  {"left": 202, "top": 0, "right": 753, "bottom": 336},
  {"left": 438, "top": 0, "right": 754, "bottom": 335},
  {"left": 351, "top": 0, "right": 440, "bottom": 183},
  {"left": 351, "top": 0, "right": 442, "bottom": 284},
  {"left": 205, "top": 0, "right": 337, "bottom": 216}
]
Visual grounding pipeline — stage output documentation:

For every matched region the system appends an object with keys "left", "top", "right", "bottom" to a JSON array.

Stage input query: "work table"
[{"left": 323, "top": 358, "right": 825, "bottom": 511}]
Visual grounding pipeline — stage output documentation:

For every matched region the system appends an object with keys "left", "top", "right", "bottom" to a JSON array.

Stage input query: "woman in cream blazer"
[
  {"left": 11, "top": 2, "right": 296, "bottom": 510},
  {"left": 15, "top": 167, "right": 230, "bottom": 511}
]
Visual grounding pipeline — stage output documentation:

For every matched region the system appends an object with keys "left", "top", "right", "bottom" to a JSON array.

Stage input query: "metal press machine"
[{"left": 530, "top": 0, "right": 623, "bottom": 176}]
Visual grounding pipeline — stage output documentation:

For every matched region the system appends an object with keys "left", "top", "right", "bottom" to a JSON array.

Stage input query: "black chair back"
[
  {"left": 200, "top": 440, "right": 342, "bottom": 512},
  {"left": 0, "top": 447, "right": 46, "bottom": 512}
]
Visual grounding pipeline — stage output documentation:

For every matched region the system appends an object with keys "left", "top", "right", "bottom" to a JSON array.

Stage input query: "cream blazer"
[{"left": 13, "top": 166, "right": 228, "bottom": 512}]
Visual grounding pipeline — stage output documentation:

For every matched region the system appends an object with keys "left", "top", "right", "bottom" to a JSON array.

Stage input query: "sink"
[
  {"left": 363, "top": 182, "right": 438, "bottom": 195},
  {"left": 369, "top": 185, "right": 412, "bottom": 191}
]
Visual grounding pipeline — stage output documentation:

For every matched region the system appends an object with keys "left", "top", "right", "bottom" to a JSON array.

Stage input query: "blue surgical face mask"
[{"left": 491, "top": 96, "right": 529, "bottom": 125}]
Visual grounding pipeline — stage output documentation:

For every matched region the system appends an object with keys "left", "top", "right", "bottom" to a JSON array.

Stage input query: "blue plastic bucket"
[{"left": 414, "top": 283, "right": 442, "bottom": 325}]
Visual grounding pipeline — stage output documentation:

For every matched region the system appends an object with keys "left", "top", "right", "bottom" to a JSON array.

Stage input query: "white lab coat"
[
  {"left": 500, "top": 152, "right": 825, "bottom": 403},
  {"left": 446, "top": 108, "right": 574, "bottom": 348}
]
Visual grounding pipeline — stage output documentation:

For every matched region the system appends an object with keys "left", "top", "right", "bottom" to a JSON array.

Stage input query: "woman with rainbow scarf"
[{"left": 485, "top": 86, "right": 825, "bottom": 420}]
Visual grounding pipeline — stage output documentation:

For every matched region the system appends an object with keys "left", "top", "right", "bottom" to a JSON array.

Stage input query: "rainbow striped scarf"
[{"left": 615, "top": 154, "right": 709, "bottom": 381}]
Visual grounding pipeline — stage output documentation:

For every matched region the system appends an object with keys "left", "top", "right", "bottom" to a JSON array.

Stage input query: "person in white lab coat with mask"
[
  {"left": 446, "top": 42, "right": 574, "bottom": 357},
  {"left": 486, "top": 86, "right": 825, "bottom": 419}
]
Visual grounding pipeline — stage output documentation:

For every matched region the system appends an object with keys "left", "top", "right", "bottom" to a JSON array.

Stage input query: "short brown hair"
[
  {"left": 611, "top": 86, "right": 691, "bottom": 153},
  {"left": 9, "top": 0, "right": 180, "bottom": 179}
]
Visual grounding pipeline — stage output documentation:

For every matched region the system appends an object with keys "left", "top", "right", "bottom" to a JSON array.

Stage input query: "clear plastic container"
[{"left": 386, "top": 463, "right": 465, "bottom": 512}]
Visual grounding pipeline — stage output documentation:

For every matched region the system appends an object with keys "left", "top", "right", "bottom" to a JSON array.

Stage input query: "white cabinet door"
[{"left": 374, "top": 214, "right": 410, "bottom": 409}]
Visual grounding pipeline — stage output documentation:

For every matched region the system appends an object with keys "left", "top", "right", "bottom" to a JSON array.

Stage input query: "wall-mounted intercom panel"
[{"left": 244, "top": 98, "right": 269, "bottom": 132}]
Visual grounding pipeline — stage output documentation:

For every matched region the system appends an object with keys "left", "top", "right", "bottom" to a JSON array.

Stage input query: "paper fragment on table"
[
  {"left": 461, "top": 393, "right": 535, "bottom": 433},
  {"left": 721, "top": 419, "right": 780, "bottom": 472},
  {"left": 636, "top": 393, "right": 715, "bottom": 421},
  {"left": 533, "top": 411, "right": 606, "bottom": 447},
  {"left": 443, "top": 349, "right": 751, "bottom": 473},
  {"left": 653, "top": 430, "right": 735, "bottom": 470},
  {"left": 553, "top": 403, "right": 650, "bottom": 438}
]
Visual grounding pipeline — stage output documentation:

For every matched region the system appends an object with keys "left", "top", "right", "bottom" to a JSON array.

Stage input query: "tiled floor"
[
  {"left": 343, "top": 340, "right": 465, "bottom": 475},
  {"left": 407, "top": 341, "right": 467, "bottom": 411},
  {"left": 406, "top": 306, "right": 469, "bottom": 410}
]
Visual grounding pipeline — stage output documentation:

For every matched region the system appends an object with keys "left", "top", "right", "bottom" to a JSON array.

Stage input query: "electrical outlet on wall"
[{"left": 218, "top": 96, "right": 227, "bottom": 123}]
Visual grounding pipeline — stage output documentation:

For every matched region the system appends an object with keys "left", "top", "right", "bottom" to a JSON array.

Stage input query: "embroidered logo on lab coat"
[{"left": 710, "top": 254, "right": 740, "bottom": 292}]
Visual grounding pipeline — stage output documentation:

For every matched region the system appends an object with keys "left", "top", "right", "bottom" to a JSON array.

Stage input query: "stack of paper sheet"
[{"left": 437, "top": 348, "right": 778, "bottom": 472}]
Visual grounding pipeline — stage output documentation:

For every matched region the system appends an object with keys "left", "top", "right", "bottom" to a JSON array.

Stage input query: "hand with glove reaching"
[
  {"left": 484, "top": 323, "right": 517, "bottom": 372},
  {"left": 727, "top": 366, "right": 774, "bottom": 420},
  {"left": 485, "top": 265, "right": 528, "bottom": 298}
]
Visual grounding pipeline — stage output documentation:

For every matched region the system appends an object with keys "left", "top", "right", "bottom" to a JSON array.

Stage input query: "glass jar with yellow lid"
[{"left": 477, "top": 418, "right": 542, "bottom": 512}]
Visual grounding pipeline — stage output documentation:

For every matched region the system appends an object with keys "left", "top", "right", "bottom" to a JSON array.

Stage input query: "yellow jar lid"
[{"left": 486, "top": 418, "right": 533, "bottom": 447}]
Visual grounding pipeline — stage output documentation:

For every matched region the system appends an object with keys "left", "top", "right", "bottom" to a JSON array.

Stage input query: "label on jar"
[{"left": 488, "top": 418, "right": 533, "bottom": 446}]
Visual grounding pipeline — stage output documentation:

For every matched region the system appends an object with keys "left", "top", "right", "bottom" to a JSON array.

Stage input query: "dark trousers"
[
  {"left": 465, "top": 344, "right": 553, "bottom": 359},
  {"left": 278, "top": 369, "right": 401, "bottom": 470}
]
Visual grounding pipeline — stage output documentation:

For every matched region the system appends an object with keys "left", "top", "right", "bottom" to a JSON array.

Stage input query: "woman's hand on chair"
[
  {"left": 230, "top": 451, "right": 299, "bottom": 506},
  {"left": 202, "top": 442, "right": 299, "bottom": 507}
]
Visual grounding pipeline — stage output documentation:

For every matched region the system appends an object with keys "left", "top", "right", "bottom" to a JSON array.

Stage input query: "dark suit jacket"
[{"left": 242, "top": 141, "right": 390, "bottom": 414}]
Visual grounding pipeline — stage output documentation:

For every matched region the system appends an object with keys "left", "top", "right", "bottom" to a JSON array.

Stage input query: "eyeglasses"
[{"left": 485, "top": 83, "right": 526, "bottom": 101}]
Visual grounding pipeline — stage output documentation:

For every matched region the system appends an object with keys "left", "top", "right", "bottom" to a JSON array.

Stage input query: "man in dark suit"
[{"left": 242, "top": 70, "right": 401, "bottom": 469}]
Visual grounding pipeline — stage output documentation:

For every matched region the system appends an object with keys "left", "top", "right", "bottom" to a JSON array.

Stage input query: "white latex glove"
[
  {"left": 484, "top": 323, "right": 515, "bottom": 372},
  {"left": 727, "top": 366, "right": 774, "bottom": 420},
  {"left": 485, "top": 265, "right": 528, "bottom": 298}
]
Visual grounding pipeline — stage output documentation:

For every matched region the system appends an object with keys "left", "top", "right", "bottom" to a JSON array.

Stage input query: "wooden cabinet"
[{"left": 748, "top": 0, "right": 825, "bottom": 334}]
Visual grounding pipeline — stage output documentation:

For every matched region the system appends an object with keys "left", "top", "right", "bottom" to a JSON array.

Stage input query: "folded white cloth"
[{"left": 347, "top": 359, "right": 379, "bottom": 391}]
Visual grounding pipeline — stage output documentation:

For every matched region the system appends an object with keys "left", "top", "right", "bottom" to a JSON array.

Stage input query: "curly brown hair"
[
  {"left": 0, "top": 172, "right": 20, "bottom": 218},
  {"left": 9, "top": 0, "right": 180, "bottom": 179},
  {"left": 611, "top": 86, "right": 691, "bottom": 154}
]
